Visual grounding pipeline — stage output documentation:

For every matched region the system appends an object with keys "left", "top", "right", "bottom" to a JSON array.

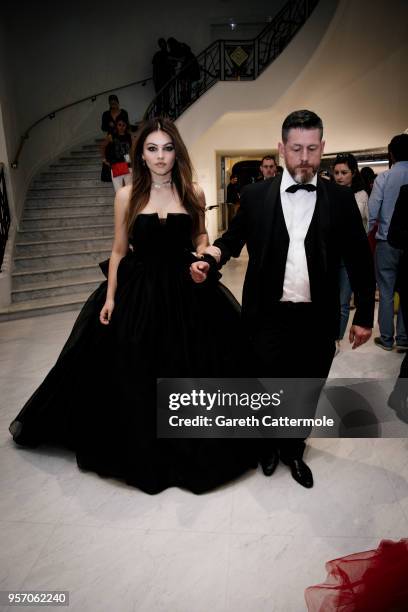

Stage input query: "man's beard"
[{"left": 288, "top": 164, "right": 318, "bottom": 184}]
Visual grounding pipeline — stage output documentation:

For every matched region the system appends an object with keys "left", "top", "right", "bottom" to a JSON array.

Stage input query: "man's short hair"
[
  {"left": 108, "top": 94, "right": 119, "bottom": 103},
  {"left": 388, "top": 134, "right": 408, "bottom": 162},
  {"left": 261, "top": 155, "right": 276, "bottom": 165},
  {"left": 282, "top": 110, "right": 323, "bottom": 143}
]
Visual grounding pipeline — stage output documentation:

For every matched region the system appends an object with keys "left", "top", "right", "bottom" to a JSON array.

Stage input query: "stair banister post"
[{"left": 220, "top": 41, "right": 225, "bottom": 81}]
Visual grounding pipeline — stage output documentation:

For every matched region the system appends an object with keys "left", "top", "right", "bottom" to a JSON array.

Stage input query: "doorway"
[{"left": 218, "top": 151, "right": 279, "bottom": 231}]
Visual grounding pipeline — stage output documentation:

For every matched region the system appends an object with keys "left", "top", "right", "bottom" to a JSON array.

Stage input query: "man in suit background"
[
  {"left": 191, "top": 110, "right": 375, "bottom": 488},
  {"left": 259, "top": 155, "right": 278, "bottom": 180}
]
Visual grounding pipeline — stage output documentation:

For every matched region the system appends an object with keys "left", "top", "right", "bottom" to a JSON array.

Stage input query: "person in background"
[
  {"left": 152, "top": 38, "right": 174, "bottom": 93},
  {"left": 369, "top": 134, "right": 408, "bottom": 351},
  {"left": 258, "top": 155, "right": 277, "bottom": 180},
  {"left": 334, "top": 153, "right": 369, "bottom": 227},
  {"left": 333, "top": 153, "right": 369, "bottom": 353},
  {"left": 102, "top": 117, "right": 133, "bottom": 192},
  {"left": 387, "top": 184, "right": 408, "bottom": 420},
  {"left": 276, "top": 165, "right": 284, "bottom": 175},
  {"left": 152, "top": 39, "right": 175, "bottom": 115},
  {"left": 361, "top": 167, "right": 378, "bottom": 255},
  {"left": 360, "top": 166, "right": 377, "bottom": 196},
  {"left": 226, "top": 174, "right": 240, "bottom": 224},
  {"left": 167, "top": 37, "right": 185, "bottom": 72},
  {"left": 101, "top": 95, "right": 129, "bottom": 136},
  {"left": 167, "top": 38, "right": 199, "bottom": 106}
]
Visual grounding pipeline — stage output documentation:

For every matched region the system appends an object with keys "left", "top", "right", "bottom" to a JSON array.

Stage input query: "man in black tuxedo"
[{"left": 191, "top": 110, "right": 375, "bottom": 488}]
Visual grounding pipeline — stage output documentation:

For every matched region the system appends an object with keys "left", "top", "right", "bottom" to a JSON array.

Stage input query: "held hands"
[
  {"left": 99, "top": 298, "right": 114, "bottom": 325},
  {"left": 190, "top": 245, "right": 221, "bottom": 283},
  {"left": 190, "top": 260, "right": 210, "bottom": 284},
  {"left": 349, "top": 325, "right": 372, "bottom": 349}
]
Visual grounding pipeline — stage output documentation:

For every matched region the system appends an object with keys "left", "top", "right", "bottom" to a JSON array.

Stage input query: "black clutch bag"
[{"left": 100, "top": 163, "right": 112, "bottom": 183}]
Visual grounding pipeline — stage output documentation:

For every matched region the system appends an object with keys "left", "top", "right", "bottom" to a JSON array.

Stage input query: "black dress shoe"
[
  {"left": 260, "top": 450, "right": 279, "bottom": 476},
  {"left": 281, "top": 458, "right": 313, "bottom": 488}
]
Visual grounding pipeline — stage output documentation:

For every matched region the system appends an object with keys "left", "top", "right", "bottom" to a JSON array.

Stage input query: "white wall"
[{"left": 176, "top": 0, "right": 408, "bottom": 240}]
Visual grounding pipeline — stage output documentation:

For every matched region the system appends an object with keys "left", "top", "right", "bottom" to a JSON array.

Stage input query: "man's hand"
[
  {"left": 349, "top": 325, "right": 372, "bottom": 349},
  {"left": 190, "top": 261, "right": 209, "bottom": 283}
]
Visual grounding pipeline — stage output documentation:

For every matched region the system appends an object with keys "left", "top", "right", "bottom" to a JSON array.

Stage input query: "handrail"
[
  {"left": 144, "top": 0, "right": 319, "bottom": 121},
  {"left": 11, "top": 77, "right": 152, "bottom": 169},
  {"left": 0, "top": 163, "right": 11, "bottom": 271}
]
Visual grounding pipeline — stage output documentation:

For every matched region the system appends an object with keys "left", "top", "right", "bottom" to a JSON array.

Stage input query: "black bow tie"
[{"left": 286, "top": 183, "right": 316, "bottom": 193}]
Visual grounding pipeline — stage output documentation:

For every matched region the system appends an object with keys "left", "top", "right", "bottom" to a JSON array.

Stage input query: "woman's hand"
[
  {"left": 99, "top": 299, "right": 114, "bottom": 325},
  {"left": 190, "top": 261, "right": 209, "bottom": 283}
]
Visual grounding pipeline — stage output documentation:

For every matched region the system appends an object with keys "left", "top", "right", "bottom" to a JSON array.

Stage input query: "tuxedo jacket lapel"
[
  {"left": 304, "top": 178, "right": 330, "bottom": 277},
  {"left": 258, "top": 176, "right": 289, "bottom": 268}
]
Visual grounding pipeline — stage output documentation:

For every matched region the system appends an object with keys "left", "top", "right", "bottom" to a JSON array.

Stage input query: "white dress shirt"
[{"left": 280, "top": 168, "right": 317, "bottom": 302}]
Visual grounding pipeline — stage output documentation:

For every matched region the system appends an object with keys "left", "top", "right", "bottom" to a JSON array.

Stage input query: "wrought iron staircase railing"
[
  {"left": 0, "top": 163, "right": 11, "bottom": 271},
  {"left": 144, "top": 0, "right": 319, "bottom": 121}
]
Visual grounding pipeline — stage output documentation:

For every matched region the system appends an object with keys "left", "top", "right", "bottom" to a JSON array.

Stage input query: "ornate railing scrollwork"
[{"left": 144, "top": 0, "right": 319, "bottom": 121}]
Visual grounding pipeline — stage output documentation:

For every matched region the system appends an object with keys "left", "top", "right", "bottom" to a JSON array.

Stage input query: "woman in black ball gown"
[{"left": 9, "top": 118, "right": 257, "bottom": 494}]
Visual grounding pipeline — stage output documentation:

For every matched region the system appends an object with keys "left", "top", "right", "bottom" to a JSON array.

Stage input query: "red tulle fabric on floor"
[{"left": 305, "top": 539, "right": 408, "bottom": 612}]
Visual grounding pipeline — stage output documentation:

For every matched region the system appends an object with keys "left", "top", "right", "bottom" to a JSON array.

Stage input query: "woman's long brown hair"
[{"left": 126, "top": 117, "right": 203, "bottom": 236}]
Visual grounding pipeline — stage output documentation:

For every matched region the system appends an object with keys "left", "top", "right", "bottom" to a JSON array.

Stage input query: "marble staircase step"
[
  {"left": 40, "top": 171, "right": 101, "bottom": 180},
  {"left": 23, "top": 203, "right": 113, "bottom": 217},
  {"left": 15, "top": 235, "right": 113, "bottom": 257},
  {"left": 11, "top": 276, "right": 103, "bottom": 303},
  {"left": 66, "top": 152, "right": 101, "bottom": 159},
  {"left": 50, "top": 162, "right": 101, "bottom": 170},
  {"left": 21, "top": 213, "right": 113, "bottom": 229},
  {"left": 81, "top": 144, "right": 101, "bottom": 151},
  {"left": 27, "top": 186, "right": 113, "bottom": 197},
  {"left": 13, "top": 263, "right": 104, "bottom": 288},
  {"left": 25, "top": 195, "right": 113, "bottom": 207},
  {"left": 14, "top": 248, "right": 111, "bottom": 271},
  {"left": 32, "top": 179, "right": 111, "bottom": 189},
  {"left": 16, "top": 224, "right": 114, "bottom": 242}
]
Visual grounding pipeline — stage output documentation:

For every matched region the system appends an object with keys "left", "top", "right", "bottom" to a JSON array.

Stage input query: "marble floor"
[{"left": 1, "top": 255, "right": 408, "bottom": 612}]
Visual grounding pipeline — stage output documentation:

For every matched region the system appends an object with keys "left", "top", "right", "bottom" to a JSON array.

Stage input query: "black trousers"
[{"left": 249, "top": 302, "right": 336, "bottom": 460}]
